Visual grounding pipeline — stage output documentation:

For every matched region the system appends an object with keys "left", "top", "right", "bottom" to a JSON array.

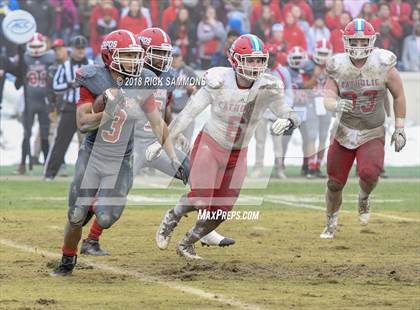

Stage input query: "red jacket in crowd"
[
  {"left": 250, "top": 0, "right": 283, "bottom": 29},
  {"left": 284, "top": 0, "right": 314, "bottom": 25},
  {"left": 268, "top": 38, "right": 288, "bottom": 65},
  {"left": 371, "top": 16, "right": 403, "bottom": 38},
  {"left": 149, "top": 0, "right": 160, "bottom": 27},
  {"left": 118, "top": 14, "right": 149, "bottom": 35},
  {"left": 330, "top": 28, "right": 345, "bottom": 53},
  {"left": 89, "top": 4, "right": 120, "bottom": 55},
  {"left": 390, "top": 0, "right": 412, "bottom": 24},
  {"left": 162, "top": 0, "right": 181, "bottom": 32},
  {"left": 324, "top": 11, "right": 341, "bottom": 30},
  {"left": 283, "top": 22, "right": 307, "bottom": 50}
]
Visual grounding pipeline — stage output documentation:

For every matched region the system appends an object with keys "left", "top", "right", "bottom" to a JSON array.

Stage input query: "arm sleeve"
[
  {"left": 168, "top": 87, "right": 213, "bottom": 138},
  {"left": 77, "top": 86, "right": 95, "bottom": 108},
  {"left": 267, "top": 90, "right": 294, "bottom": 118},
  {"left": 53, "top": 63, "right": 68, "bottom": 92}
]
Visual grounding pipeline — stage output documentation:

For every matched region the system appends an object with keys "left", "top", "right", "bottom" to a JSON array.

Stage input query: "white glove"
[
  {"left": 336, "top": 98, "right": 353, "bottom": 113},
  {"left": 391, "top": 128, "right": 406, "bottom": 152},
  {"left": 270, "top": 118, "right": 292, "bottom": 135},
  {"left": 175, "top": 134, "right": 190, "bottom": 154},
  {"left": 145, "top": 141, "right": 163, "bottom": 162}
]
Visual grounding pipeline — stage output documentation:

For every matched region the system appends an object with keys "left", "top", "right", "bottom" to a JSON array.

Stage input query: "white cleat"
[
  {"left": 320, "top": 212, "right": 338, "bottom": 239},
  {"left": 320, "top": 226, "right": 336, "bottom": 239},
  {"left": 176, "top": 242, "right": 203, "bottom": 260},
  {"left": 358, "top": 196, "right": 371, "bottom": 226},
  {"left": 200, "top": 230, "right": 236, "bottom": 247},
  {"left": 156, "top": 209, "right": 181, "bottom": 250}
]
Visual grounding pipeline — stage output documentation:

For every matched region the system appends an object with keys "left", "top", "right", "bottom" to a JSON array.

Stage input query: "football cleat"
[
  {"left": 156, "top": 209, "right": 181, "bottom": 250},
  {"left": 80, "top": 239, "right": 109, "bottom": 256},
  {"left": 358, "top": 196, "right": 371, "bottom": 226},
  {"left": 200, "top": 230, "right": 236, "bottom": 247},
  {"left": 50, "top": 255, "right": 77, "bottom": 277},
  {"left": 176, "top": 242, "right": 203, "bottom": 260},
  {"left": 320, "top": 212, "right": 338, "bottom": 239}
]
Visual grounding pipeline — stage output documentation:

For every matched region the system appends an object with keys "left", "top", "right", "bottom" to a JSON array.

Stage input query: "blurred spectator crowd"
[{"left": 0, "top": 0, "right": 419, "bottom": 72}]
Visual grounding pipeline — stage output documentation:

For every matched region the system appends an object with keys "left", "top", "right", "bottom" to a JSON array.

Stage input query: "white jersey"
[
  {"left": 327, "top": 48, "right": 396, "bottom": 149},
  {"left": 170, "top": 67, "right": 295, "bottom": 150}
]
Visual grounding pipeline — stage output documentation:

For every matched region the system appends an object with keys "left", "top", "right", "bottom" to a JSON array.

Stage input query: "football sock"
[
  {"left": 62, "top": 246, "right": 77, "bottom": 257},
  {"left": 173, "top": 195, "right": 195, "bottom": 217},
  {"left": 88, "top": 219, "right": 103, "bottom": 241},
  {"left": 359, "top": 189, "right": 369, "bottom": 200},
  {"left": 181, "top": 219, "right": 223, "bottom": 245}
]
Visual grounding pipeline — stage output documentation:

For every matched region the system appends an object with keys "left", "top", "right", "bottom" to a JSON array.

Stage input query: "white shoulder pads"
[
  {"left": 325, "top": 54, "right": 341, "bottom": 79},
  {"left": 203, "top": 67, "right": 229, "bottom": 89},
  {"left": 377, "top": 48, "right": 397, "bottom": 70},
  {"left": 259, "top": 73, "right": 284, "bottom": 90}
]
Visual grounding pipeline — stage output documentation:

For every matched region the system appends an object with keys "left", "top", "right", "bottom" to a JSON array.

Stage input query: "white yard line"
[
  {"left": 26, "top": 195, "right": 264, "bottom": 206},
  {"left": 265, "top": 196, "right": 419, "bottom": 223},
  {"left": 0, "top": 239, "right": 264, "bottom": 310}
]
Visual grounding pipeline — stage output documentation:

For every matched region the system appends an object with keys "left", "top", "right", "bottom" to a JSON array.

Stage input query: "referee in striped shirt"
[{"left": 44, "top": 35, "right": 93, "bottom": 180}]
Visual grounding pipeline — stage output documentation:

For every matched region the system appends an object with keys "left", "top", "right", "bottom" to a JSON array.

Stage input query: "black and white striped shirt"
[{"left": 53, "top": 57, "right": 93, "bottom": 104}]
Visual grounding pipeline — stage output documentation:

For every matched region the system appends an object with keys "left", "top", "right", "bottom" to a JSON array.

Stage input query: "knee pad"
[
  {"left": 68, "top": 206, "right": 88, "bottom": 227},
  {"left": 95, "top": 211, "right": 121, "bottom": 229},
  {"left": 327, "top": 179, "right": 344, "bottom": 192}
]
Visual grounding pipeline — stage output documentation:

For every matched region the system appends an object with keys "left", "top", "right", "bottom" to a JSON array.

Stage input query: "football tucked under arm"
[
  {"left": 76, "top": 86, "right": 104, "bottom": 133},
  {"left": 92, "top": 94, "right": 105, "bottom": 113}
]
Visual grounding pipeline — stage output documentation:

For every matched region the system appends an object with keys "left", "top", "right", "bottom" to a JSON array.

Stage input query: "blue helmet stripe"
[
  {"left": 247, "top": 34, "right": 261, "bottom": 52},
  {"left": 355, "top": 18, "right": 364, "bottom": 32}
]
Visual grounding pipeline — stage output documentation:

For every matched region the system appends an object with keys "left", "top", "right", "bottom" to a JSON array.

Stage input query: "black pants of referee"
[{"left": 44, "top": 102, "right": 78, "bottom": 179}]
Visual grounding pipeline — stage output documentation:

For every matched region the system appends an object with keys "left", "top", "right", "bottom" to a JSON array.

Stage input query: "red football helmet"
[
  {"left": 101, "top": 30, "right": 144, "bottom": 77},
  {"left": 287, "top": 46, "right": 308, "bottom": 69},
  {"left": 228, "top": 34, "right": 269, "bottom": 81},
  {"left": 26, "top": 33, "right": 47, "bottom": 57},
  {"left": 342, "top": 18, "right": 377, "bottom": 59},
  {"left": 138, "top": 27, "right": 173, "bottom": 72},
  {"left": 313, "top": 39, "right": 332, "bottom": 65}
]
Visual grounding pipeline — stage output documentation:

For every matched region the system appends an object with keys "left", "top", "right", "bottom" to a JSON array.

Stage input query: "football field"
[{"left": 0, "top": 175, "right": 419, "bottom": 310}]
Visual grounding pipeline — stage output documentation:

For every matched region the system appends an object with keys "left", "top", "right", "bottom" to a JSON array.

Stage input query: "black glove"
[{"left": 171, "top": 158, "right": 189, "bottom": 185}]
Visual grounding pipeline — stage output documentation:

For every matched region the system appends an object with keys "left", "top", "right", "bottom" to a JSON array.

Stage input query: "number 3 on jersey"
[{"left": 101, "top": 110, "right": 128, "bottom": 143}]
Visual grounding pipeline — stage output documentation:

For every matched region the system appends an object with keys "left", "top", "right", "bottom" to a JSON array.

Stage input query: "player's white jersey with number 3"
[
  {"left": 178, "top": 67, "right": 294, "bottom": 150},
  {"left": 327, "top": 48, "right": 397, "bottom": 148}
]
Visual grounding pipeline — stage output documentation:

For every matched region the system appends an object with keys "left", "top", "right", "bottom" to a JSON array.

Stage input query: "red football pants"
[
  {"left": 327, "top": 138, "right": 385, "bottom": 186},
  {"left": 187, "top": 132, "right": 248, "bottom": 212}
]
